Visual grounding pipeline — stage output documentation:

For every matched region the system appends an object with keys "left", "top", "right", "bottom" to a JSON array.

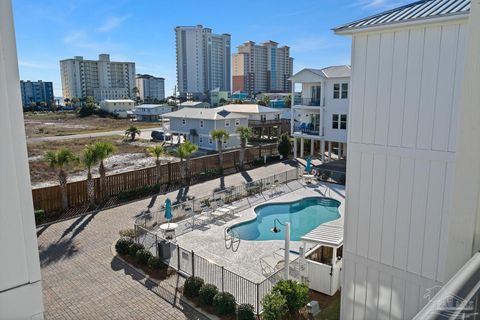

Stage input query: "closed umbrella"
[
  {"left": 305, "top": 158, "right": 312, "bottom": 174},
  {"left": 165, "top": 198, "right": 172, "bottom": 227}
]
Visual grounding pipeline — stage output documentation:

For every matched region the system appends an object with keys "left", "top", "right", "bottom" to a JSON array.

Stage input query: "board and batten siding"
[{"left": 342, "top": 19, "right": 467, "bottom": 320}]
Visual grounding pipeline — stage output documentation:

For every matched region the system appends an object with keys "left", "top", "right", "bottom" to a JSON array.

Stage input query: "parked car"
[{"left": 151, "top": 130, "right": 171, "bottom": 141}]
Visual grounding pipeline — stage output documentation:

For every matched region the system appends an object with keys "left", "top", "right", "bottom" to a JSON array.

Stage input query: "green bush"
[
  {"left": 262, "top": 291, "right": 287, "bottom": 320},
  {"left": 135, "top": 249, "right": 152, "bottom": 265},
  {"left": 115, "top": 237, "right": 134, "bottom": 255},
  {"left": 128, "top": 243, "right": 144, "bottom": 257},
  {"left": 236, "top": 303, "right": 255, "bottom": 320},
  {"left": 183, "top": 276, "right": 204, "bottom": 298},
  {"left": 147, "top": 256, "right": 163, "bottom": 269},
  {"left": 213, "top": 292, "right": 236, "bottom": 315},
  {"left": 272, "top": 280, "right": 309, "bottom": 313},
  {"left": 119, "top": 228, "right": 135, "bottom": 238},
  {"left": 198, "top": 283, "right": 219, "bottom": 306},
  {"left": 34, "top": 209, "right": 45, "bottom": 225}
]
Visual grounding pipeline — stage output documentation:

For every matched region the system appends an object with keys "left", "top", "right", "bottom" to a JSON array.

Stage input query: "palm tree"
[
  {"left": 43, "top": 149, "right": 77, "bottom": 210},
  {"left": 81, "top": 144, "right": 99, "bottom": 206},
  {"left": 236, "top": 126, "right": 252, "bottom": 170},
  {"left": 146, "top": 145, "right": 165, "bottom": 188},
  {"left": 125, "top": 125, "right": 141, "bottom": 141},
  {"left": 92, "top": 142, "right": 116, "bottom": 199},
  {"left": 176, "top": 140, "right": 198, "bottom": 184},
  {"left": 211, "top": 129, "right": 230, "bottom": 174}
]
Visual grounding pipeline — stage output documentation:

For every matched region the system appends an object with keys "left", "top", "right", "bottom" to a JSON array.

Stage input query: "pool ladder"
[{"left": 224, "top": 227, "right": 240, "bottom": 252}]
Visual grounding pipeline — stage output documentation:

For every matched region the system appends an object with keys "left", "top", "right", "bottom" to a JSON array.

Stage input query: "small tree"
[
  {"left": 81, "top": 144, "right": 99, "bottom": 206},
  {"left": 125, "top": 125, "right": 141, "bottom": 141},
  {"left": 278, "top": 133, "right": 293, "bottom": 159},
  {"left": 258, "top": 95, "right": 270, "bottom": 106},
  {"left": 176, "top": 140, "right": 198, "bottom": 184},
  {"left": 236, "top": 126, "right": 252, "bottom": 170},
  {"left": 262, "top": 291, "right": 287, "bottom": 320},
  {"left": 284, "top": 94, "right": 292, "bottom": 107},
  {"left": 272, "top": 280, "right": 309, "bottom": 314},
  {"left": 211, "top": 129, "right": 229, "bottom": 174},
  {"left": 146, "top": 145, "right": 164, "bottom": 189},
  {"left": 43, "top": 149, "right": 78, "bottom": 210},
  {"left": 92, "top": 141, "right": 116, "bottom": 199}
]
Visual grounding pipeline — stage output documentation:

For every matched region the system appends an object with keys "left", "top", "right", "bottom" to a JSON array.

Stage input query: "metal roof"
[
  {"left": 162, "top": 107, "right": 248, "bottom": 120},
  {"left": 290, "top": 65, "right": 351, "bottom": 81},
  {"left": 301, "top": 224, "right": 343, "bottom": 248},
  {"left": 334, "top": 0, "right": 470, "bottom": 33}
]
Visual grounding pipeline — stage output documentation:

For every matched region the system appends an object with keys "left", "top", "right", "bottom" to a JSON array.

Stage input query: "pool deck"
[{"left": 166, "top": 181, "right": 346, "bottom": 283}]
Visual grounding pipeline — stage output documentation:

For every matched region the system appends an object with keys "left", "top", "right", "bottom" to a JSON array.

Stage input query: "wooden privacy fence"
[{"left": 32, "top": 143, "right": 279, "bottom": 214}]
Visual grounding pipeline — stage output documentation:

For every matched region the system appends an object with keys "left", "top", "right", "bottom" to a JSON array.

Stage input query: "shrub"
[
  {"left": 277, "top": 133, "right": 292, "bottom": 158},
  {"left": 213, "top": 292, "right": 236, "bottom": 315},
  {"left": 115, "top": 237, "right": 134, "bottom": 255},
  {"left": 119, "top": 228, "right": 135, "bottom": 238},
  {"left": 34, "top": 209, "right": 45, "bottom": 225},
  {"left": 147, "top": 256, "right": 163, "bottom": 269},
  {"left": 272, "top": 280, "right": 309, "bottom": 313},
  {"left": 135, "top": 249, "right": 152, "bottom": 265},
  {"left": 128, "top": 243, "right": 144, "bottom": 257},
  {"left": 198, "top": 283, "right": 218, "bottom": 306},
  {"left": 183, "top": 276, "right": 204, "bottom": 298},
  {"left": 262, "top": 291, "right": 287, "bottom": 320},
  {"left": 236, "top": 303, "right": 255, "bottom": 320}
]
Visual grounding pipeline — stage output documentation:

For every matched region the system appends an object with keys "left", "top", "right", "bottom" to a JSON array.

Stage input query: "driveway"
[{"left": 37, "top": 161, "right": 299, "bottom": 319}]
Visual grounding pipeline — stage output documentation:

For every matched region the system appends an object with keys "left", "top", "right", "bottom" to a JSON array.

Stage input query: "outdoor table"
[{"left": 159, "top": 222, "right": 178, "bottom": 240}]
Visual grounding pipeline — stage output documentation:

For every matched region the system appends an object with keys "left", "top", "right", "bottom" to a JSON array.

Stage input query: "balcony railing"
[
  {"left": 413, "top": 252, "right": 480, "bottom": 319},
  {"left": 248, "top": 119, "right": 290, "bottom": 126},
  {"left": 293, "top": 123, "right": 321, "bottom": 136},
  {"left": 293, "top": 98, "right": 321, "bottom": 106}
]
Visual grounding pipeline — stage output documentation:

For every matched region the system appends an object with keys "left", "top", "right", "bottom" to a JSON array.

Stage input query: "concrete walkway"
[{"left": 38, "top": 161, "right": 299, "bottom": 319}]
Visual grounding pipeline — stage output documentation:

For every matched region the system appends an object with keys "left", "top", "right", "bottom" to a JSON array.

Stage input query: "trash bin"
[{"left": 158, "top": 240, "right": 171, "bottom": 259}]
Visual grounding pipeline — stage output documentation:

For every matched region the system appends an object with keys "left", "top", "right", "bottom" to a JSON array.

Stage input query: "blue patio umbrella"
[
  {"left": 164, "top": 198, "right": 173, "bottom": 224},
  {"left": 305, "top": 158, "right": 312, "bottom": 174}
]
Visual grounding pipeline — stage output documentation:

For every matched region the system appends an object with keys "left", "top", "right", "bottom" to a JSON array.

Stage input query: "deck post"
[
  {"left": 177, "top": 246, "right": 181, "bottom": 270},
  {"left": 191, "top": 250, "right": 195, "bottom": 276},
  {"left": 256, "top": 283, "right": 260, "bottom": 315},
  {"left": 221, "top": 266, "right": 224, "bottom": 292}
]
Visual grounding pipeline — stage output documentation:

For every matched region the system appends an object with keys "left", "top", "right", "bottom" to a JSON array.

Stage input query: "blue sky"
[{"left": 13, "top": 0, "right": 412, "bottom": 97}]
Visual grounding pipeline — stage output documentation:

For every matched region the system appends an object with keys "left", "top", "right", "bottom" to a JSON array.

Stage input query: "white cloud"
[
  {"left": 63, "top": 31, "right": 122, "bottom": 52},
  {"left": 96, "top": 16, "right": 129, "bottom": 33},
  {"left": 350, "top": 0, "right": 405, "bottom": 10},
  {"left": 18, "top": 60, "right": 56, "bottom": 70}
]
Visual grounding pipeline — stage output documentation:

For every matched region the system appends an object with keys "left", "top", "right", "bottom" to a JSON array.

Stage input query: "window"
[
  {"left": 332, "top": 114, "right": 339, "bottom": 129},
  {"left": 341, "top": 83, "right": 348, "bottom": 99},
  {"left": 260, "top": 114, "right": 266, "bottom": 122},
  {"left": 199, "top": 120, "right": 204, "bottom": 128},
  {"left": 333, "top": 84, "right": 340, "bottom": 99},
  {"left": 182, "top": 119, "right": 186, "bottom": 125},
  {"left": 225, "top": 120, "right": 230, "bottom": 127},
  {"left": 199, "top": 137, "right": 203, "bottom": 143},
  {"left": 209, "top": 138, "right": 213, "bottom": 144},
  {"left": 235, "top": 119, "right": 240, "bottom": 126},
  {"left": 340, "top": 114, "right": 347, "bottom": 129},
  {"left": 275, "top": 114, "right": 280, "bottom": 120}
]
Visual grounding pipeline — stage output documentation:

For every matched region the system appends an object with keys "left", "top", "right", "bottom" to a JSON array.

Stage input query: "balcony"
[
  {"left": 248, "top": 119, "right": 290, "bottom": 127},
  {"left": 293, "top": 123, "right": 321, "bottom": 136},
  {"left": 293, "top": 97, "right": 321, "bottom": 107}
]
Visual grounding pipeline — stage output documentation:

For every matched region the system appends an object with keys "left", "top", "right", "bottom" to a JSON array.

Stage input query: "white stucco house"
[
  {"left": 99, "top": 99, "right": 135, "bottom": 118},
  {"left": 290, "top": 66, "right": 350, "bottom": 161},
  {"left": 333, "top": 0, "right": 479, "bottom": 319},
  {"left": 132, "top": 104, "right": 173, "bottom": 122},
  {"left": 161, "top": 107, "right": 248, "bottom": 151}
]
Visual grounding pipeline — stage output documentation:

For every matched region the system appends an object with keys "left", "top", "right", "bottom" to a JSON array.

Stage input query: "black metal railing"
[{"left": 293, "top": 97, "right": 321, "bottom": 106}]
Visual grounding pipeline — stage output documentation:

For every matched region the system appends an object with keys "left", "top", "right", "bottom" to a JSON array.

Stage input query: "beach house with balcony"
[{"left": 290, "top": 66, "right": 350, "bottom": 161}]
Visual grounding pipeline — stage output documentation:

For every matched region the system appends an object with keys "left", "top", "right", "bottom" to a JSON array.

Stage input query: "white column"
[
  {"left": 310, "top": 139, "right": 314, "bottom": 156},
  {"left": 284, "top": 223, "right": 291, "bottom": 280},
  {"left": 300, "top": 138, "right": 305, "bottom": 158},
  {"left": 328, "top": 141, "right": 332, "bottom": 162},
  {"left": 291, "top": 81, "right": 295, "bottom": 135},
  {"left": 331, "top": 247, "right": 337, "bottom": 266},
  {"left": 320, "top": 140, "right": 325, "bottom": 162},
  {"left": 293, "top": 138, "right": 298, "bottom": 158},
  {"left": 0, "top": 1, "right": 44, "bottom": 318},
  {"left": 338, "top": 143, "right": 342, "bottom": 159},
  {"left": 343, "top": 143, "right": 347, "bottom": 158}
]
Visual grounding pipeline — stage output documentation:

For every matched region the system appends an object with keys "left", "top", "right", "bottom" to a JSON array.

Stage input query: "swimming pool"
[{"left": 229, "top": 197, "right": 341, "bottom": 241}]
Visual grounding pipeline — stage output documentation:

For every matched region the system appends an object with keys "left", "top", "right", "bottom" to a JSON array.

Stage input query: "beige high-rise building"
[
  {"left": 232, "top": 41, "right": 293, "bottom": 96},
  {"left": 60, "top": 54, "right": 135, "bottom": 102}
]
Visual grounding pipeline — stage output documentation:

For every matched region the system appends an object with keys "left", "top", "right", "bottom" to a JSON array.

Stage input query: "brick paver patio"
[{"left": 38, "top": 161, "right": 299, "bottom": 319}]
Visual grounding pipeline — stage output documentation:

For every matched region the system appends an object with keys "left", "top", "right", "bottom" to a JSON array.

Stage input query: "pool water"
[{"left": 229, "top": 197, "right": 341, "bottom": 241}]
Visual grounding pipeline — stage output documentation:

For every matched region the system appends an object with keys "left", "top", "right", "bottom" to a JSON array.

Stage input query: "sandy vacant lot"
[{"left": 24, "top": 112, "right": 161, "bottom": 138}]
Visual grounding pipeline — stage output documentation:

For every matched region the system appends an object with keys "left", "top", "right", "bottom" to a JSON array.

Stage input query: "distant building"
[
  {"left": 210, "top": 88, "right": 229, "bottom": 107},
  {"left": 99, "top": 99, "right": 135, "bottom": 118},
  {"left": 135, "top": 74, "right": 165, "bottom": 103},
  {"left": 60, "top": 54, "right": 135, "bottom": 102},
  {"left": 231, "top": 91, "right": 249, "bottom": 101},
  {"left": 20, "top": 80, "right": 54, "bottom": 107},
  {"left": 177, "top": 101, "right": 210, "bottom": 109},
  {"left": 175, "top": 25, "right": 231, "bottom": 98},
  {"left": 233, "top": 41, "right": 293, "bottom": 96},
  {"left": 162, "top": 107, "right": 248, "bottom": 151},
  {"left": 133, "top": 104, "right": 173, "bottom": 122}
]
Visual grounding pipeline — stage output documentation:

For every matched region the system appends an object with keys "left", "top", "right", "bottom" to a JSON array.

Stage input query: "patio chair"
[{"left": 299, "top": 123, "right": 307, "bottom": 132}]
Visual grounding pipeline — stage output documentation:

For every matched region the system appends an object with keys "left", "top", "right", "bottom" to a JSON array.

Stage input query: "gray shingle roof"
[
  {"left": 291, "top": 65, "right": 351, "bottom": 80},
  {"left": 334, "top": 0, "right": 470, "bottom": 33},
  {"left": 162, "top": 107, "right": 248, "bottom": 120}
]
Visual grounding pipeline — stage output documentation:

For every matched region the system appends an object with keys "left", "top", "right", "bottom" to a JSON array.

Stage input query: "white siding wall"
[{"left": 342, "top": 19, "right": 467, "bottom": 320}]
